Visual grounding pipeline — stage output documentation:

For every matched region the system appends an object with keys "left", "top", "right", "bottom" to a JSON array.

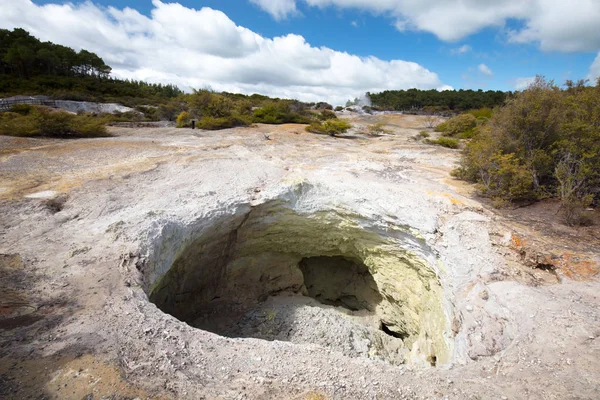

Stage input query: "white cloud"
[
  {"left": 249, "top": 0, "right": 298, "bottom": 20},
  {"left": 252, "top": 0, "right": 600, "bottom": 52},
  {"left": 0, "top": 0, "right": 448, "bottom": 105},
  {"left": 451, "top": 45, "right": 472, "bottom": 55},
  {"left": 514, "top": 77, "right": 536, "bottom": 90},
  {"left": 478, "top": 63, "right": 493, "bottom": 76},
  {"left": 587, "top": 53, "right": 600, "bottom": 82}
]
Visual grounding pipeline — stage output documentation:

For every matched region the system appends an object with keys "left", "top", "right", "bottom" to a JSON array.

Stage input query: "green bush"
[
  {"left": 468, "top": 107, "right": 493, "bottom": 119},
  {"left": 457, "top": 129, "right": 477, "bottom": 139},
  {"left": 0, "top": 106, "right": 108, "bottom": 137},
  {"left": 176, "top": 111, "right": 190, "bottom": 128},
  {"left": 454, "top": 76, "right": 600, "bottom": 214},
  {"left": 0, "top": 112, "right": 38, "bottom": 136},
  {"left": 315, "top": 102, "right": 333, "bottom": 110},
  {"left": 306, "top": 119, "right": 352, "bottom": 136},
  {"left": 479, "top": 153, "right": 535, "bottom": 201},
  {"left": 425, "top": 137, "right": 460, "bottom": 149},
  {"left": 437, "top": 114, "right": 477, "bottom": 137},
  {"left": 335, "top": 106, "right": 343, "bottom": 112},
  {"left": 254, "top": 101, "right": 313, "bottom": 124},
  {"left": 9, "top": 103, "right": 33, "bottom": 115},
  {"left": 318, "top": 110, "right": 337, "bottom": 121},
  {"left": 196, "top": 115, "right": 249, "bottom": 130}
]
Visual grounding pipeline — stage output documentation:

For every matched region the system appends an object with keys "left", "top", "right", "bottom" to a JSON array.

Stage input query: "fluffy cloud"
[
  {"left": 0, "top": 0, "right": 448, "bottom": 104},
  {"left": 514, "top": 77, "right": 536, "bottom": 90},
  {"left": 252, "top": 0, "right": 600, "bottom": 52},
  {"left": 478, "top": 64, "right": 493, "bottom": 76},
  {"left": 587, "top": 54, "right": 600, "bottom": 82},
  {"left": 249, "top": 0, "right": 298, "bottom": 21}
]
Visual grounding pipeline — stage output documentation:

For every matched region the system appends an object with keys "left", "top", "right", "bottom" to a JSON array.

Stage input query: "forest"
[
  {"left": 368, "top": 88, "right": 508, "bottom": 112},
  {"left": 0, "top": 28, "right": 182, "bottom": 105}
]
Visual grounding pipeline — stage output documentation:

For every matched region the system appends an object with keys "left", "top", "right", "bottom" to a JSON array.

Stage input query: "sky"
[{"left": 1, "top": 0, "right": 600, "bottom": 104}]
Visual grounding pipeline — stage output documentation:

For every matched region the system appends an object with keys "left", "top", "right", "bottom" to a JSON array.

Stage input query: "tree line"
[
  {"left": 0, "top": 28, "right": 182, "bottom": 105},
  {"left": 368, "top": 88, "right": 508, "bottom": 112},
  {"left": 0, "top": 28, "right": 111, "bottom": 78}
]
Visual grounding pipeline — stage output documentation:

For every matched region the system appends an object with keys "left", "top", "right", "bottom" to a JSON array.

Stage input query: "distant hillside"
[{"left": 0, "top": 28, "right": 182, "bottom": 106}]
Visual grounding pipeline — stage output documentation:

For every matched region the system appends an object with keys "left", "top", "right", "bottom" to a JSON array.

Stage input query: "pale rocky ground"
[{"left": 0, "top": 114, "right": 598, "bottom": 400}]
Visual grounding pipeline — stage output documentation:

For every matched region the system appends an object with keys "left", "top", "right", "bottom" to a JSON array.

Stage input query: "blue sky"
[{"left": 2, "top": 0, "right": 600, "bottom": 103}]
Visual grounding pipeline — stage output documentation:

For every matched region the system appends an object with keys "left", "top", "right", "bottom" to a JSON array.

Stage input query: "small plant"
[
  {"left": 365, "top": 123, "right": 391, "bottom": 137},
  {"left": 334, "top": 106, "right": 343, "bottom": 112},
  {"left": 306, "top": 119, "right": 352, "bottom": 136},
  {"left": 264, "top": 309, "right": 277, "bottom": 321},
  {"left": 417, "top": 130, "right": 430, "bottom": 139},
  {"left": 423, "top": 114, "right": 440, "bottom": 128},
  {"left": 425, "top": 137, "right": 460, "bottom": 149}
]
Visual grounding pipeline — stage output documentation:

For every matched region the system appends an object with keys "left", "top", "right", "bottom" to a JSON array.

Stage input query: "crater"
[{"left": 145, "top": 199, "right": 452, "bottom": 366}]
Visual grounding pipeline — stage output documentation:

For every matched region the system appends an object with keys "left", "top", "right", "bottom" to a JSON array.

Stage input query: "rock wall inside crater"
[{"left": 147, "top": 200, "right": 452, "bottom": 366}]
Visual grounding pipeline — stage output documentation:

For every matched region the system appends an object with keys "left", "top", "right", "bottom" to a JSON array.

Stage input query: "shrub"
[
  {"left": 425, "top": 137, "right": 460, "bottom": 149},
  {"left": 318, "top": 110, "right": 337, "bottom": 121},
  {"left": 479, "top": 153, "right": 535, "bottom": 202},
  {"left": 438, "top": 114, "right": 477, "bottom": 137},
  {"left": 176, "top": 111, "right": 190, "bottom": 128},
  {"left": 252, "top": 102, "right": 312, "bottom": 124},
  {"left": 423, "top": 114, "right": 440, "bottom": 128},
  {"left": 559, "top": 195, "right": 594, "bottom": 226},
  {"left": 135, "top": 105, "right": 159, "bottom": 121},
  {"left": 335, "top": 106, "right": 343, "bottom": 112},
  {"left": 417, "top": 130, "right": 430, "bottom": 139},
  {"left": 157, "top": 103, "right": 179, "bottom": 121},
  {"left": 434, "top": 121, "right": 448, "bottom": 133},
  {"left": 306, "top": 119, "right": 352, "bottom": 136},
  {"left": 0, "top": 106, "right": 108, "bottom": 137},
  {"left": 70, "top": 114, "right": 109, "bottom": 137},
  {"left": 468, "top": 107, "right": 493, "bottom": 119},
  {"left": 9, "top": 104, "right": 33, "bottom": 115},
  {"left": 34, "top": 108, "right": 76, "bottom": 136},
  {"left": 315, "top": 102, "right": 333, "bottom": 110},
  {"left": 457, "top": 129, "right": 477, "bottom": 139},
  {"left": 365, "top": 123, "right": 391, "bottom": 136},
  {"left": 196, "top": 115, "right": 249, "bottom": 130},
  {"left": 0, "top": 112, "right": 38, "bottom": 136}
]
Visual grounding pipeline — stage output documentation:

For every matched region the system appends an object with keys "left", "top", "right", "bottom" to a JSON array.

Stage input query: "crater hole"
[{"left": 145, "top": 203, "right": 450, "bottom": 365}]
